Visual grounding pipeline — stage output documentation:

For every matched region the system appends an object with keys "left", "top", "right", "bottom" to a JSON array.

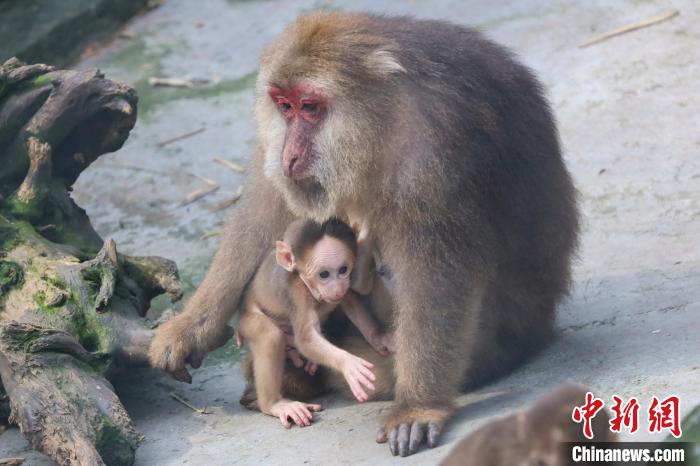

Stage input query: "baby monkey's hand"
[
  {"left": 341, "top": 353, "right": 376, "bottom": 402},
  {"left": 269, "top": 399, "right": 323, "bottom": 429}
]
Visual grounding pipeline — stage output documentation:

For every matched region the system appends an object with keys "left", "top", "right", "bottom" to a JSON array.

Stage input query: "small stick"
[
  {"left": 157, "top": 127, "right": 206, "bottom": 148},
  {"left": 179, "top": 175, "right": 219, "bottom": 206},
  {"left": 211, "top": 187, "right": 242, "bottom": 211},
  {"left": 148, "top": 77, "right": 193, "bottom": 88},
  {"left": 0, "top": 458, "right": 25, "bottom": 466},
  {"left": 213, "top": 157, "right": 245, "bottom": 173},
  {"left": 170, "top": 392, "right": 210, "bottom": 414},
  {"left": 210, "top": 194, "right": 241, "bottom": 211},
  {"left": 201, "top": 230, "right": 224, "bottom": 240},
  {"left": 579, "top": 9, "right": 679, "bottom": 48}
]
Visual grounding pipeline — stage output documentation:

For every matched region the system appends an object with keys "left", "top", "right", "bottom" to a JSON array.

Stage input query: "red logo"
[
  {"left": 572, "top": 393, "right": 682, "bottom": 439},
  {"left": 648, "top": 395, "right": 681, "bottom": 438},
  {"left": 572, "top": 392, "right": 605, "bottom": 439}
]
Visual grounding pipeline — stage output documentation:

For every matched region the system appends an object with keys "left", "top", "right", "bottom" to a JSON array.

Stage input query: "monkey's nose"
[{"left": 283, "top": 156, "right": 298, "bottom": 178}]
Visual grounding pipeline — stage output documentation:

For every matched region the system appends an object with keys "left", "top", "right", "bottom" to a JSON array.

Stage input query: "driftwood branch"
[{"left": 0, "top": 58, "right": 182, "bottom": 466}]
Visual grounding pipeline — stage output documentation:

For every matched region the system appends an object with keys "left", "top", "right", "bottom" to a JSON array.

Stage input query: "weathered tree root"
[{"left": 0, "top": 58, "right": 181, "bottom": 465}]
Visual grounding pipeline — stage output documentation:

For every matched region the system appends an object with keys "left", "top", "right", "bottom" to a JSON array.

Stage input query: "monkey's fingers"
[
  {"left": 290, "top": 407, "right": 309, "bottom": 427},
  {"left": 235, "top": 329, "right": 244, "bottom": 349},
  {"left": 359, "top": 358, "right": 374, "bottom": 369},
  {"left": 427, "top": 422, "right": 442, "bottom": 448},
  {"left": 305, "top": 403, "right": 323, "bottom": 412},
  {"left": 278, "top": 413, "right": 292, "bottom": 429},
  {"left": 187, "top": 350, "right": 204, "bottom": 369},
  {"left": 171, "top": 367, "right": 192, "bottom": 384},
  {"left": 295, "top": 404, "right": 313, "bottom": 426},
  {"left": 304, "top": 361, "right": 318, "bottom": 375},
  {"left": 348, "top": 377, "right": 368, "bottom": 402},
  {"left": 389, "top": 421, "right": 442, "bottom": 457},
  {"left": 389, "top": 424, "right": 413, "bottom": 456},
  {"left": 286, "top": 348, "right": 304, "bottom": 368},
  {"left": 408, "top": 422, "right": 426, "bottom": 455},
  {"left": 357, "top": 364, "right": 376, "bottom": 383},
  {"left": 389, "top": 427, "right": 399, "bottom": 456},
  {"left": 376, "top": 427, "right": 388, "bottom": 443}
]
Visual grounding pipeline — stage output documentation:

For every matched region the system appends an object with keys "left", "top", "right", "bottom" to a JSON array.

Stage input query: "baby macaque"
[
  {"left": 441, "top": 385, "right": 616, "bottom": 466},
  {"left": 236, "top": 218, "right": 393, "bottom": 428}
]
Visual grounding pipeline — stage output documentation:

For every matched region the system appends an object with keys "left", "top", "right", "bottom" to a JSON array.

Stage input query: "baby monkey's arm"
[
  {"left": 341, "top": 291, "right": 395, "bottom": 356},
  {"left": 289, "top": 282, "right": 377, "bottom": 402}
]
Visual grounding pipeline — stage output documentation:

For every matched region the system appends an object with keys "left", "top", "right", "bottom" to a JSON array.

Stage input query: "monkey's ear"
[
  {"left": 275, "top": 241, "right": 296, "bottom": 272},
  {"left": 366, "top": 49, "right": 405, "bottom": 77}
]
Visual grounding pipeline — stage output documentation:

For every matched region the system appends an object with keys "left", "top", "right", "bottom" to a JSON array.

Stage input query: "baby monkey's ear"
[{"left": 275, "top": 241, "right": 296, "bottom": 272}]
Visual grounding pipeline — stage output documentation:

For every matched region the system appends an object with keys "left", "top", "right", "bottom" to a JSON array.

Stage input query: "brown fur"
[
  {"left": 150, "top": 12, "right": 579, "bottom": 455},
  {"left": 441, "top": 385, "right": 616, "bottom": 466}
]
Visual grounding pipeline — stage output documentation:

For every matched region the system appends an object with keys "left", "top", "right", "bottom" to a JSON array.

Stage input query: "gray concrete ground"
[{"left": 1, "top": 0, "right": 699, "bottom": 464}]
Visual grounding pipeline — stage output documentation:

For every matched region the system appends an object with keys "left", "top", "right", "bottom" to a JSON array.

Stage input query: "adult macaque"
[
  {"left": 150, "top": 12, "right": 579, "bottom": 456},
  {"left": 441, "top": 385, "right": 616, "bottom": 466},
  {"left": 237, "top": 218, "right": 392, "bottom": 428}
]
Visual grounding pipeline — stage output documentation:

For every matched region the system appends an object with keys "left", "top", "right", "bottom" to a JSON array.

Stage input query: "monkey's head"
[
  {"left": 255, "top": 12, "right": 405, "bottom": 220},
  {"left": 276, "top": 218, "right": 357, "bottom": 304}
]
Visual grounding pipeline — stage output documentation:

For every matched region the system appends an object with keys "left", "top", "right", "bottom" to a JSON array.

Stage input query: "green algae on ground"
[
  {"left": 101, "top": 36, "right": 256, "bottom": 118},
  {"left": 135, "top": 72, "right": 256, "bottom": 117}
]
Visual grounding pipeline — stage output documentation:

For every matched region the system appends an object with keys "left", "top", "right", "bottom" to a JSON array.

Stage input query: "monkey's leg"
[
  {"left": 149, "top": 151, "right": 293, "bottom": 382},
  {"left": 241, "top": 307, "right": 321, "bottom": 428},
  {"left": 380, "top": 238, "right": 487, "bottom": 456},
  {"left": 245, "top": 320, "right": 285, "bottom": 414}
]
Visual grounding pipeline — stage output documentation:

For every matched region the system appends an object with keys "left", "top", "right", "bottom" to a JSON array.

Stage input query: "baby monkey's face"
[{"left": 300, "top": 236, "right": 355, "bottom": 304}]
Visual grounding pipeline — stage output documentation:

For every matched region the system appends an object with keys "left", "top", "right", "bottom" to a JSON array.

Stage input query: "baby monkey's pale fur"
[{"left": 237, "top": 219, "right": 393, "bottom": 428}]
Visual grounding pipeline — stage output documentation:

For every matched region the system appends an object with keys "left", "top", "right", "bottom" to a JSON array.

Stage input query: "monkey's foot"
[{"left": 377, "top": 406, "right": 452, "bottom": 457}]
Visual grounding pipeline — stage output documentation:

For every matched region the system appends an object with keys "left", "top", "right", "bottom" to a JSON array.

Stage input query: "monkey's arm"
[
  {"left": 149, "top": 149, "right": 293, "bottom": 382},
  {"left": 289, "top": 283, "right": 376, "bottom": 401},
  {"left": 379, "top": 221, "right": 491, "bottom": 456},
  {"left": 341, "top": 291, "right": 394, "bottom": 355}
]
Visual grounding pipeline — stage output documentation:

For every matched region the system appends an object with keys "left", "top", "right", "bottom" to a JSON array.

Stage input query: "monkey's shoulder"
[{"left": 246, "top": 251, "right": 295, "bottom": 317}]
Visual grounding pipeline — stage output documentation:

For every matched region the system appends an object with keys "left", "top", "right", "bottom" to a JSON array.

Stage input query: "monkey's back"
[{"left": 364, "top": 14, "right": 579, "bottom": 384}]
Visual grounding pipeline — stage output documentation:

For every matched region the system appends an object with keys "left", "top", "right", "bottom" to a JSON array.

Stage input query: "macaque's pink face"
[
  {"left": 300, "top": 236, "right": 354, "bottom": 304},
  {"left": 268, "top": 84, "right": 328, "bottom": 180}
]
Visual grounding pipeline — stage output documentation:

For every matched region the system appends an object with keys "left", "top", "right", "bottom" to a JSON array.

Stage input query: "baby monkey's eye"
[
  {"left": 339, "top": 265, "right": 348, "bottom": 275},
  {"left": 319, "top": 270, "right": 330, "bottom": 279}
]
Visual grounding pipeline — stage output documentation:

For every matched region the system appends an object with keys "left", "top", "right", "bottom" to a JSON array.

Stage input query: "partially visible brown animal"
[
  {"left": 441, "top": 385, "right": 616, "bottom": 466},
  {"left": 150, "top": 12, "right": 579, "bottom": 456}
]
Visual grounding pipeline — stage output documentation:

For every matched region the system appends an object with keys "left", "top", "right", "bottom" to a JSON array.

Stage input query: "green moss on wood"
[{"left": 0, "top": 260, "right": 23, "bottom": 295}]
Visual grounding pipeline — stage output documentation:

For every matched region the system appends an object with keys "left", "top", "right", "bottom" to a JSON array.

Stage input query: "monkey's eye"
[
  {"left": 277, "top": 101, "right": 292, "bottom": 113},
  {"left": 301, "top": 102, "right": 318, "bottom": 112},
  {"left": 319, "top": 270, "right": 330, "bottom": 279},
  {"left": 339, "top": 265, "right": 348, "bottom": 275}
]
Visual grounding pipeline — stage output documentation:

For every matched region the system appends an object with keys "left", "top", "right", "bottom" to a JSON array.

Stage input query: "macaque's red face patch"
[{"left": 269, "top": 85, "right": 328, "bottom": 180}]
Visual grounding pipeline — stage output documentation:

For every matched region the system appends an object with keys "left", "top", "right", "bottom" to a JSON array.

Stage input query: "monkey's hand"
[
  {"left": 148, "top": 313, "right": 234, "bottom": 383},
  {"left": 269, "top": 399, "right": 323, "bottom": 429},
  {"left": 368, "top": 331, "right": 395, "bottom": 356},
  {"left": 376, "top": 406, "right": 453, "bottom": 457},
  {"left": 340, "top": 354, "right": 376, "bottom": 402}
]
